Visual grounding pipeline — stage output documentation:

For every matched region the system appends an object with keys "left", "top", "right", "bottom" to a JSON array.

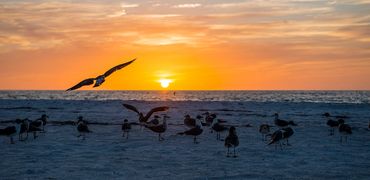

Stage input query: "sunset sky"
[{"left": 0, "top": 0, "right": 369, "bottom": 90}]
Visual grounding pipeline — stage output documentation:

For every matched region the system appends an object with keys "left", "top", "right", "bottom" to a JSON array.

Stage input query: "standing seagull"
[
  {"left": 35, "top": 114, "right": 48, "bottom": 132},
  {"left": 16, "top": 118, "right": 30, "bottom": 141},
  {"left": 225, "top": 126, "right": 239, "bottom": 157},
  {"left": 268, "top": 127, "right": 294, "bottom": 149},
  {"left": 76, "top": 116, "right": 91, "bottom": 140},
  {"left": 259, "top": 124, "right": 271, "bottom": 141},
  {"left": 66, "top": 59, "right": 136, "bottom": 91},
  {"left": 178, "top": 118, "right": 203, "bottom": 144},
  {"left": 144, "top": 115, "right": 169, "bottom": 141},
  {"left": 338, "top": 120, "right": 352, "bottom": 144},
  {"left": 122, "top": 103, "right": 169, "bottom": 128},
  {"left": 211, "top": 119, "right": 228, "bottom": 141},
  {"left": 0, "top": 126, "right": 17, "bottom": 144},
  {"left": 121, "top": 119, "right": 131, "bottom": 139}
]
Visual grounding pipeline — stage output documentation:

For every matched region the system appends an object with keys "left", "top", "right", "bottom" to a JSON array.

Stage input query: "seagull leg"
[
  {"left": 226, "top": 147, "right": 230, "bottom": 157},
  {"left": 194, "top": 136, "right": 199, "bottom": 144},
  {"left": 126, "top": 132, "right": 129, "bottom": 139},
  {"left": 233, "top": 147, "right": 237, "bottom": 158},
  {"left": 122, "top": 132, "right": 125, "bottom": 137},
  {"left": 10, "top": 136, "right": 14, "bottom": 144},
  {"left": 279, "top": 141, "right": 283, "bottom": 150},
  {"left": 33, "top": 132, "right": 37, "bottom": 139}
]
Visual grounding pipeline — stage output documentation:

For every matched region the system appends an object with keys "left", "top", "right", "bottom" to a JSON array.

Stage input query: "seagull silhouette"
[
  {"left": 122, "top": 103, "right": 169, "bottom": 126},
  {"left": 66, "top": 58, "right": 136, "bottom": 91}
]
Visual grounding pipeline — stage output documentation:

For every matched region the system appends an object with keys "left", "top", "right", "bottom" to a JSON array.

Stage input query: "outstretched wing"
[
  {"left": 103, "top": 58, "right": 136, "bottom": 77},
  {"left": 122, "top": 103, "right": 140, "bottom": 114},
  {"left": 143, "top": 106, "right": 169, "bottom": 122},
  {"left": 66, "top": 78, "right": 95, "bottom": 91}
]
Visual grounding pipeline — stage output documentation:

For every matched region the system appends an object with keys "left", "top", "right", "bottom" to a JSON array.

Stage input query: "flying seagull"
[{"left": 66, "top": 59, "right": 136, "bottom": 91}]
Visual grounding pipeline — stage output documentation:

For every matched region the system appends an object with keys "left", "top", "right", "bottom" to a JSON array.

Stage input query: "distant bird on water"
[
  {"left": 122, "top": 103, "right": 169, "bottom": 129},
  {"left": 225, "top": 126, "right": 239, "bottom": 157},
  {"left": 66, "top": 59, "right": 136, "bottom": 91}
]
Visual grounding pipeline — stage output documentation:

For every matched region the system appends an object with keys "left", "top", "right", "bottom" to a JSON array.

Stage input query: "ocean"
[{"left": 0, "top": 90, "right": 369, "bottom": 104}]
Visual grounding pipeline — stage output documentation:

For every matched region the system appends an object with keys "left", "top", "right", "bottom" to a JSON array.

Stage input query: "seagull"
[
  {"left": 121, "top": 119, "right": 131, "bottom": 139},
  {"left": 122, "top": 103, "right": 169, "bottom": 129},
  {"left": 66, "top": 59, "right": 136, "bottom": 91},
  {"left": 0, "top": 126, "right": 17, "bottom": 144},
  {"left": 178, "top": 118, "right": 203, "bottom": 144},
  {"left": 211, "top": 119, "right": 228, "bottom": 141},
  {"left": 31, "top": 114, "right": 48, "bottom": 133},
  {"left": 259, "top": 124, "right": 271, "bottom": 141},
  {"left": 29, "top": 118, "right": 43, "bottom": 139},
  {"left": 76, "top": 116, "right": 91, "bottom": 140},
  {"left": 184, "top": 115, "right": 196, "bottom": 128},
  {"left": 326, "top": 117, "right": 341, "bottom": 136},
  {"left": 268, "top": 127, "right": 294, "bottom": 150},
  {"left": 204, "top": 112, "right": 217, "bottom": 126},
  {"left": 35, "top": 114, "right": 48, "bottom": 132},
  {"left": 338, "top": 120, "right": 352, "bottom": 144},
  {"left": 225, "top": 126, "right": 239, "bottom": 157},
  {"left": 16, "top": 118, "right": 30, "bottom": 141},
  {"left": 144, "top": 115, "right": 169, "bottom": 141}
]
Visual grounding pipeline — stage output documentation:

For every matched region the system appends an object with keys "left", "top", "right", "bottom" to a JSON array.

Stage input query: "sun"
[{"left": 159, "top": 79, "right": 172, "bottom": 88}]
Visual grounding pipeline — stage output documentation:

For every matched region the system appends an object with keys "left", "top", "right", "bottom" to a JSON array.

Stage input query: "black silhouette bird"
[
  {"left": 30, "top": 114, "right": 49, "bottom": 135},
  {"left": 16, "top": 118, "right": 30, "bottom": 141},
  {"left": 225, "top": 126, "right": 239, "bottom": 157},
  {"left": 35, "top": 114, "right": 48, "bottom": 132},
  {"left": 121, "top": 119, "right": 131, "bottom": 139},
  {"left": 145, "top": 115, "right": 169, "bottom": 141},
  {"left": 268, "top": 127, "right": 294, "bottom": 150},
  {"left": 76, "top": 116, "right": 91, "bottom": 140},
  {"left": 326, "top": 117, "right": 341, "bottom": 136},
  {"left": 178, "top": 119, "right": 203, "bottom": 144},
  {"left": 184, "top": 115, "right": 196, "bottom": 128},
  {"left": 204, "top": 112, "right": 217, "bottom": 126},
  {"left": 259, "top": 124, "right": 271, "bottom": 141},
  {"left": 338, "top": 120, "right": 352, "bottom": 144},
  {"left": 274, "top": 113, "right": 297, "bottom": 127},
  {"left": 0, "top": 126, "right": 17, "bottom": 144},
  {"left": 66, "top": 59, "right": 135, "bottom": 91},
  {"left": 211, "top": 120, "right": 228, "bottom": 140},
  {"left": 29, "top": 119, "right": 43, "bottom": 139},
  {"left": 122, "top": 103, "right": 169, "bottom": 129}
]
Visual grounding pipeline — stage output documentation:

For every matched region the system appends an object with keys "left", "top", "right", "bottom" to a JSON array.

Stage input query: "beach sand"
[{"left": 1, "top": 99, "right": 370, "bottom": 179}]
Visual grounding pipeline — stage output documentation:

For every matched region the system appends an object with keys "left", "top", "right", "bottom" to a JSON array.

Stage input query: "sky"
[{"left": 0, "top": 0, "right": 369, "bottom": 90}]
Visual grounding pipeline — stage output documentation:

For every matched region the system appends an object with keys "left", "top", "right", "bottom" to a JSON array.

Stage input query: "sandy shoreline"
[{"left": 1, "top": 99, "right": 370, "bottom": 179}]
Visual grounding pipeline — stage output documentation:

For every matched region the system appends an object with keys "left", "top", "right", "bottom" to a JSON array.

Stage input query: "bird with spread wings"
[
  {"left": 66, "top": 58, "right": 136, "bottom": 91},
  {"left": 122, "top": 103, "right": 169, "bottom": 125}
]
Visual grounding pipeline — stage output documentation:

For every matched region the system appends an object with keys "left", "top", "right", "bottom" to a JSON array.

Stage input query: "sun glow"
[{"left": 159, "top": 79, "right": 172, "bottom": 88}]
